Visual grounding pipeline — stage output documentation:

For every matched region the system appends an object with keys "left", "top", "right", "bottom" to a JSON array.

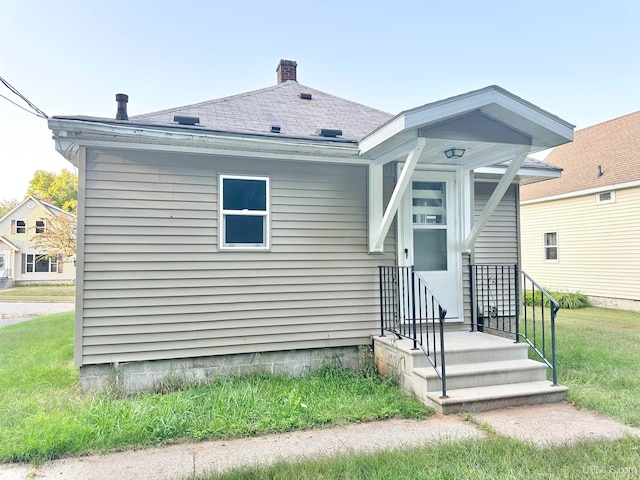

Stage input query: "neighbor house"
[
  {"left": 48, "top": 60, "right": 574, "bottom": 412},
  {"left": 520, "top": 111, "right": 640, "bottom": 312},
  {"left": 0, "top": 195, "right": 76, "bottom": 288}
]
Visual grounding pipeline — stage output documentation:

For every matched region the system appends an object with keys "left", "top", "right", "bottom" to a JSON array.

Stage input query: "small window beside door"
[{"left": 544, "top": 232, "right": 558, "bottom": 261}]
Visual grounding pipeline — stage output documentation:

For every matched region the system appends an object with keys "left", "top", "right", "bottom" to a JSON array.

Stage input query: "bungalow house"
[
  {"left": 0, "top": 195, "right": 76, "bottom": 288},
  {"left": 520, "top": 111, "right": 640, "bottom": 312},
  {"left": 48, "top": 60, "right": 574, "bottom": 413}
]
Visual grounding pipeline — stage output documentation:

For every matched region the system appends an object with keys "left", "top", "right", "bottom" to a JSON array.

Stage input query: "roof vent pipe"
[{"left": 115, "top": 93, "right": 129, "bottom": 120}]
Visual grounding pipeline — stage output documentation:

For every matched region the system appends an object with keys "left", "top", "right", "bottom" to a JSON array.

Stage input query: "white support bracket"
[
  {"left": 463, "top": 147, "right": 528, "bottom": 251},
  {"left": 369, "top": 138, "right": 426, "bottom": 253}
]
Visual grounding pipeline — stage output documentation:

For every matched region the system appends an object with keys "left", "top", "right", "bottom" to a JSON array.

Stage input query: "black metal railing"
[
  {"left": 470, "top": 264, "right": 560, "bottom": 385},
  {"left": 379, "top": 266, "right": 448, "bottom": 397},
  {"left": 521, "top": 271, "right": 560, "bottom": 385}
]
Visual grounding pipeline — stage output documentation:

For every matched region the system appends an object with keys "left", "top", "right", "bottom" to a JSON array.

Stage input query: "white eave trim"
[
  {"left": 48, "top": 118, "right": 365, "bottom": 165},
  {"left": 521, "top": 179, "right": 640, "bottom": 205},
  {"left": 475, "top": 165, "right": 562, "bottom": 179}
]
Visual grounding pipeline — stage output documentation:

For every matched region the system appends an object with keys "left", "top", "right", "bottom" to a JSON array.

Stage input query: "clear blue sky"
[{"left": 1, "top": 0, "right": 638, "bottom": 202}]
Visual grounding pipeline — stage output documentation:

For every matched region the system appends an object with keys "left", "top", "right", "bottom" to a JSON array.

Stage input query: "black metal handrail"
[
  {"left": 521, "top": 271, "right": 560, "bottom": 385},
  {"left": 469, "top": 264, "right": 560, "bottom": 385},
  {"left": 379, "top": 266, "right": 448, "bottom": 398}
]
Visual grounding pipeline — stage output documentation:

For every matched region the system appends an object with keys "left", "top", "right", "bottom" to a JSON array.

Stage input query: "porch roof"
[
  {"left": 359, "top": 85, "right": 574, "bottom": 170},
  {"left": 0, "top": 236, "right": 19, "bottom": 252}
]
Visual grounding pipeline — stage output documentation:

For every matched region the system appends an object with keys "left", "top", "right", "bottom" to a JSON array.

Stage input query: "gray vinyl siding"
[
  {"left": 472, "top": 181, "right": 519, "bottom": 318},
  {"left": 473, "top": 182, "right": 518, "bottom": 265},
  {"left": 79, "top": 148, "right": 395, "bottom": 365}
]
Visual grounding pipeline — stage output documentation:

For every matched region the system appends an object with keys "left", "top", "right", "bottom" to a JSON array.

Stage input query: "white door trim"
[{"left": 397, "top": 168, "right": 463, "bottom": 319}]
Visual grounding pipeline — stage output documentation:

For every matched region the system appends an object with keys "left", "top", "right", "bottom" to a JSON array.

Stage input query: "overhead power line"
[
  {"left": 0, "top": 75, "right": 49, "bottom": 119},
  {"left": 0, "top": 93, "right": 44, "bottom": 118}
]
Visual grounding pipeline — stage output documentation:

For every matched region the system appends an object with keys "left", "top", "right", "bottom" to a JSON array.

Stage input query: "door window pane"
[
  {"left": 412, "top": 182, "right": 446, "bottom": 225},
  {"left": 414, "top": 230, "right": 447, "bottom": 271}
]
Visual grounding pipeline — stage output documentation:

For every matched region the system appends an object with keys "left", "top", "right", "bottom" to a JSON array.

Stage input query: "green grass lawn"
[
  {"left": 0, "top": 312, "right": 428, "bottom": 464},
  {"left": 193, "top": 436, "right": 640, "bottom": 480},
  {"left": 1, "top": 305, "right": 639, "bottom": 469},
  {"left": 555, "top": 307, "right": 640, "bottom": 426},
  {"left": 0, "top": 284, "right": 75, "bottom": 302}
]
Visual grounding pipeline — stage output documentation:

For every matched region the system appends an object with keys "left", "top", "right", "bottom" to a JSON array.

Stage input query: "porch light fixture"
[{"left": 444, "top": 148, "right": 466, "bottom": 159}]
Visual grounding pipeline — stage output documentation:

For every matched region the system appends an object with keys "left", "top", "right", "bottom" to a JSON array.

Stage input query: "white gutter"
[{"left": 49, "top": 118, "right": 364, "bottom": 165}]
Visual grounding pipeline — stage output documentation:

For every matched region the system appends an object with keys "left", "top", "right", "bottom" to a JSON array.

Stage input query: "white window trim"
[
  {"left": 596, "top": 190, "right": 615, "bottom": 204},
  {"left": 35, "top": 219, "right": 47, "bottom": 234},
  {"left": 219, "top": 174, "right": 270, "bottom": 250},
  {"left": 16, "top": 220, "right": 27, "bottom": 234},
  {"left": 543, "top": 231, "right": 558, "bottom": 263},
  {"left": 26, "top": 253, "right": 58, "bottom": 273}
]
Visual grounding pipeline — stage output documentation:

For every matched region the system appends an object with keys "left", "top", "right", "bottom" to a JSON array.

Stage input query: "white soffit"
[{"left": 359, "top": 86, "right": 574, "bottom": 160}]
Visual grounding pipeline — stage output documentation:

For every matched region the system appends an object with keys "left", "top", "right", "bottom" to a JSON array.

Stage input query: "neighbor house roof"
[{"left": 520, "top": 110, "right": 640, "bottom": 201}]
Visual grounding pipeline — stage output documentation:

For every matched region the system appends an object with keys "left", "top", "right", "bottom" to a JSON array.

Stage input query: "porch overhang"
[
  {"left": 0, "top": 236, "right": 19, "bottom": 252},
  {"left": 365, "top": 85, "right": 574, "bottom": 253}
]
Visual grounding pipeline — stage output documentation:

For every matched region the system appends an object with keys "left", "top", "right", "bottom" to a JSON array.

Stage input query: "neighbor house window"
[
  {"left": 35, "top": 220, "right": 46, "bottom": 234},
  {"left": 25, "top": 254, "right": 58, "bottom": 273},
  {"left": 596, "top": 191, "right": 615, "bottom": 204},
  {"left": 219, "top": 175, "right": 270, "bottom": 249},
  {"left": 544, "top": 232, "right": 558, "bottom": 261},
  {"left": 14, "top": 220, "right": 26, "bottom": 234}
]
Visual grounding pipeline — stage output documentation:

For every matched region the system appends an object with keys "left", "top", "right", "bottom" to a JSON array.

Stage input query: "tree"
[
  {"left": 0, "top": 198, "right": 19, "bottom": 218},
  {"left": 26, "top": 169, "right": 78, "bottom": 214},
  {"left": 31, "top": 213, "right": 77, "bottom": 260}
]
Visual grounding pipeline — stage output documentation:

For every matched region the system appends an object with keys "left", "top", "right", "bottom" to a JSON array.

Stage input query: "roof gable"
[
  {"left": 130, "top": 81, "right": 393, "bottom": 142},
  {"left": 521, "top": 110, "right": 640, "bottom": 201},
  {"left": 0, "top": 196, "right": 74, "bottom": 230}
]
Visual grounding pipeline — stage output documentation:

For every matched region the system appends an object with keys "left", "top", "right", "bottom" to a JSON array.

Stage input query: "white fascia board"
[
  {"left": 490, "top": 92, "right": 574, "bottom": 145},
  {"left": 359, "top": 116, "right": 407, "bottom": 155},
  {"left": 403, "top": 90, "right": 496, "bottom": 130},
  {"left": 475, "top": 165, "right": 562, "bottom": 179},
  {"left": 521, "top": 179, "right": 640, "bottom": 205},
  {"left": 48, "top": 119, "right": 364, "bottom": 165}
]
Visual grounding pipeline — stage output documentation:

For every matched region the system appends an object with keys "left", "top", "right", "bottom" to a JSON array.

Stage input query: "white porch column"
[
  {"left": 368, "top": 163, "right": 383, "bottom": 252},
  {"left": 463, "top": 147, "right": 528, "bottom": 251},
  {"left": 369, "top": 138, "right": 425, "bottom": 253}
]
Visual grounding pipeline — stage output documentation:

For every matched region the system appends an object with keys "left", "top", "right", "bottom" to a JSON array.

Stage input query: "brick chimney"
[{"left": 276, "top": 59, "right": 297, "bottom": 84}]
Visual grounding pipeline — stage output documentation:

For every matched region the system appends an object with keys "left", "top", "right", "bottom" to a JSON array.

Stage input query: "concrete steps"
[
  {"left": 374, "top": 331, "right": 567, "bottom": 414},
  {"left": 427, "top": 381, "right": 568, "bottom": 415}
]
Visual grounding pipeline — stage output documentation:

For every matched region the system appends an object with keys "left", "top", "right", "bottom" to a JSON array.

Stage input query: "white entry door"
[{"left": 399, "top": 171, "right": 461, "bottom": 319}]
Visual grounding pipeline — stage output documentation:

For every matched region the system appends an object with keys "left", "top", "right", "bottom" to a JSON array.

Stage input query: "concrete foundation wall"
[
  {"left": 589, "top": 296, "right": 640, "bottom": 313},
  {"left": 80, "top": 346, "right": 363, "bottom": 393}
]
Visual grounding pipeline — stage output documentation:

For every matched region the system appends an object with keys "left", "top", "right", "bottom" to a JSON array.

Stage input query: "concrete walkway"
[
  {"left": 0, "top": 302, "right": 74, "bottom": 328},
  {"left": 1, "top": 403, "right": 638, "bottom": 480}
]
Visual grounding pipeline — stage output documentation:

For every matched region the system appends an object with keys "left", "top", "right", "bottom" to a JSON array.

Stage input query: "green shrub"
[{"left": 523, "top": 290, "right": 590, "bottom": 309}]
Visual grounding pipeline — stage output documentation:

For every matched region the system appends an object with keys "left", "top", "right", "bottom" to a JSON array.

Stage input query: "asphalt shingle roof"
[
  {"left": 520, "top": 111, "right": 640, "bottom": 201},
  {"left": 130, "top": 81, "right": 394, "bottom": 142}
]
